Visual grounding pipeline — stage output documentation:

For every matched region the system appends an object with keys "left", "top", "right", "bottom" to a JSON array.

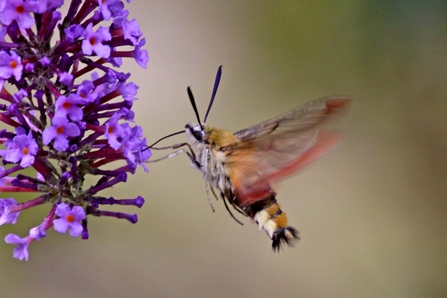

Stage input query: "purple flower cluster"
[{"left": 0, "top": 0, "right": 151, "bottom": 261}]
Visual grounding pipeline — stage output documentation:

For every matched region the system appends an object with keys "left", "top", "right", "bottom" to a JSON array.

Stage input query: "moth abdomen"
[
  {"left": 272, "top": 226, "right": 299, "bottom": 251},
  {"left": 244, "top": 195, "right": 299, "bottom": 251}
]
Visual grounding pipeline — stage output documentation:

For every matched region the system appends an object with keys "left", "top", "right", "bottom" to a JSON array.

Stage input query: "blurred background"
[{"left": 1, "top": 1, "right": 447, "bottom": 297}]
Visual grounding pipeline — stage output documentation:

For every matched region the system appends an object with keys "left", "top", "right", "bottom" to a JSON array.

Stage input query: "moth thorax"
[{"left": 205, "top": 126, "right": 241, "bottom": 148}]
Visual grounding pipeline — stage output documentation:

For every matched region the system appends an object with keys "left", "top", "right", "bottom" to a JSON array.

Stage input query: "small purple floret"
[
  {"left": 0, "top": 0, "right": 35, "bottom": 29},
  {"left": 5, "top": 234, "right": 30, "bottom": 261},
  {"left": 0, "top": 198, "right": 20, "bottom": 225},
  {"left": 0, "top": 131, "right": 38, "bottom": 168},
  {"left": 53, "top": 203, "right": 86, "bottom": 237},
  {"left": 82, "top": 23, "right": 112, "bottom": 58},
  {"left": 29, "top": 226, "right": 46, "bottom": 241},
  {"left": 42, "top": 117, "right": 81, "bottom": 151},
  {"left": 55, "top": 94, "right": 84, "bottom": 121},
  {"left": 0, "top": 51, "right": 23, "bottom": 80}
]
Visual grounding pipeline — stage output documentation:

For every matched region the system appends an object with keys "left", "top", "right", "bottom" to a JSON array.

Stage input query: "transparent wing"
[
  {"left": 226, "top": 96, "right": 352, "bottom": 206},
  {"left": 234, "top": 96, "right": 351, "bottom": 141}
]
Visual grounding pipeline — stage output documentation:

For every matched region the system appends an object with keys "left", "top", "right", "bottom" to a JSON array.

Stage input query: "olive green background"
[{"left": 1, "top": 1, "right": 446, "bottom": 297}]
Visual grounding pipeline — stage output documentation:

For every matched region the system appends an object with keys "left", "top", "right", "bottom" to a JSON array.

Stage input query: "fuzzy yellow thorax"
[{"left": 205, "top": 126, "right": 241, "bottom": 149}]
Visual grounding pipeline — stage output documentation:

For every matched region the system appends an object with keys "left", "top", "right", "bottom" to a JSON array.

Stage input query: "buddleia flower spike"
[{"left": 0, "top": 0, "right": 151, "bottom": 261}]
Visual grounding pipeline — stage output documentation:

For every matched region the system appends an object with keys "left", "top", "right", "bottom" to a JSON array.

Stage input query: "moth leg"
[
  {"left": 203, "top": 175, "right": 215, "bottom": 212},
  {"left": 209, "top": 186, "right": 219, "bottom": 201},
  {"left": 220, "top": 191, "right": 244, "bottom": 225},
  {"left": 184, "top": 143, "right": 201, "bottom": 169},
  {"left": 150, "top": 142, "right": 188, "bottom": 150},
  {"left": 223, "top": 176, "right": 246, "bottom": 216},
  {"left": 148, "top": 143, "right": 201, "bottom": 169},
  {"left": 229, "top": 200, "right": 246, "bottom": 216},
  {"left": 202, "top": 147, "right": 215, "bottom": 212},
  {"left": 146, "top": 148, "right": 187, "bottom": 163}
]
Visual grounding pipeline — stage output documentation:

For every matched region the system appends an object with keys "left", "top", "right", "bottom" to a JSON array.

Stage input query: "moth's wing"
[
  {"left": 234, "top": 96, "right": 351, "bottom": 141},
  {"left": 227, "top": 96, "right": 352, "bottom": 206}
]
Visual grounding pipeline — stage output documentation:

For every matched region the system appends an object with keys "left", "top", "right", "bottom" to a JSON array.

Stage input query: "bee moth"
[{"left": 149, "top": 66, "right": 352, "bottom": 251}]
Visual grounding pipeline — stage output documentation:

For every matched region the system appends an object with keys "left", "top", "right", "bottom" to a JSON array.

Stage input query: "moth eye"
[{"left": 193, "top": 130, "right": 205, "bottom": 141}]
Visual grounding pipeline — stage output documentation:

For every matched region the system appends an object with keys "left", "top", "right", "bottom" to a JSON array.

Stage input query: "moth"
[{"left": 149, "top": 66, "right": 351, "bottom": 251}]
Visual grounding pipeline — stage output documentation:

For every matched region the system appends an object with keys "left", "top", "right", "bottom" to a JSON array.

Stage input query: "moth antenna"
[
  {"left": 145, "top": 130, "right": 185, "bottom": 149},
  {"left": 203, "top": 65, "right": 222, "bottom": 124},
  {"left": 187, "top": 87, "right": 202, "bottom": 126}
]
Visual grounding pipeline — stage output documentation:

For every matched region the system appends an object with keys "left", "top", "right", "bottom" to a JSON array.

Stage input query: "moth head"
[
  {"left": 185, "top": 66, "right": 222, "bottom": 144},
  {"left": 185, "top": 122, "right": 206, "bottom": 142}
]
